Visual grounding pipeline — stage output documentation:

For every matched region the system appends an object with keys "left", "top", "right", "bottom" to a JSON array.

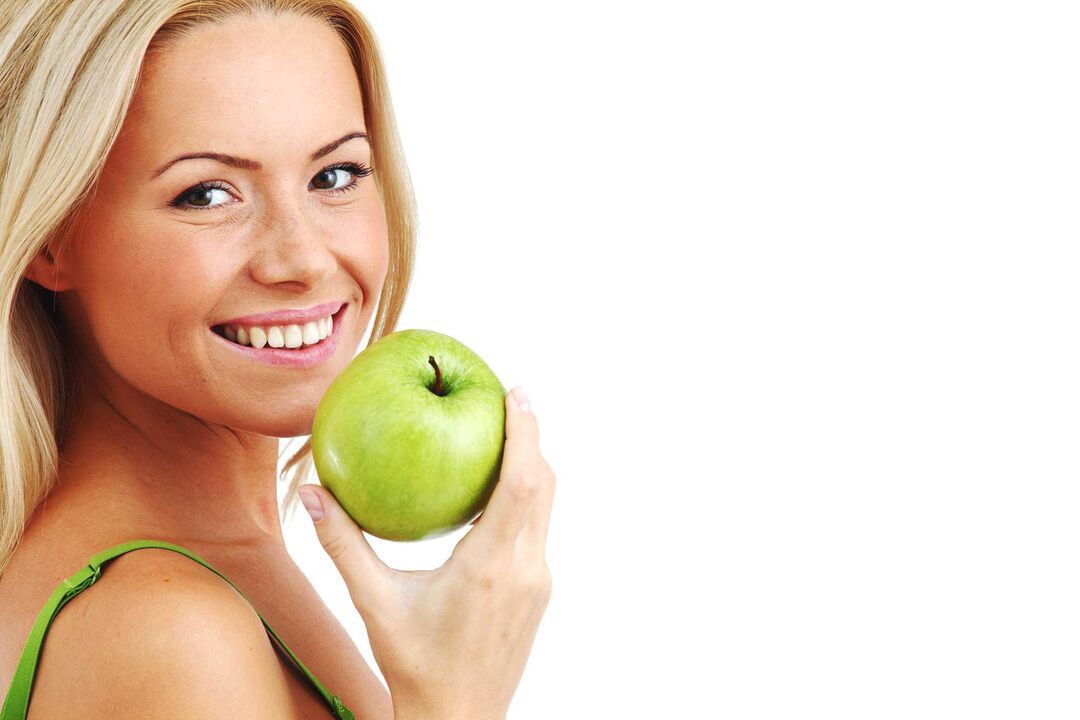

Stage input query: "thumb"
[{"left": 299, "top": 484, "right": 391, "bottom": 610}]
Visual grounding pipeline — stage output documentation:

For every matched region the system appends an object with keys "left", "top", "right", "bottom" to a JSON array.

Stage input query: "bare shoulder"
[{"left": 26, "top": 548, "right": 304, "bottom": 720}]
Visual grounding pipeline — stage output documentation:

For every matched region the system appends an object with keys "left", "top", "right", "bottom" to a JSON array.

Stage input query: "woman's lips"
[
  {"left": 209, "top": 302, "right": 345, "bottom": 338},
  {"left": 213, "top": 299, "right": 347, "bottom": 328},
  {"left": 208, "top": 303, "right": 348, "bottom": 369}
]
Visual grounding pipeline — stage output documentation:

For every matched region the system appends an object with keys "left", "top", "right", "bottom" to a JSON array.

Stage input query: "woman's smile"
[{"left": 209, "top": 302, "right": 349, "bottom": 368}]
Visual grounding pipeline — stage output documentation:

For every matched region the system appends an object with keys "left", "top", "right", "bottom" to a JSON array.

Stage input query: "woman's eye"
[
  {"left": 169, "top": 162, "right": 374, "bottom": 211},
  {"left": 312, "top": 166, "right": 356, "bottom": 192},
  {"left": 170, "top": 181, "right": 231, "bottom": 210},
  {"left": 308, "top": 162, "right": 375, "bottom": 195}
]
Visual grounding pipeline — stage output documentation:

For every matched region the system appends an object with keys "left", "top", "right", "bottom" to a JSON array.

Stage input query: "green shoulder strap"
[{"left": 0, "top": 538, "right": 355, "bottom": 720}]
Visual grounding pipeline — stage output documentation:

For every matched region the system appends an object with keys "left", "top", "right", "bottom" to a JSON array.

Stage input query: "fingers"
[
  {"left": 467, "top": 387, "right": 550, "bottom": 562},
  {"left": 522, "top": 460, "right": 556, "bottom": 551},
  {"left": 507, "top": 391, "right": 555, "bottom": 552},
  {"left": 300, "top": 484, "right": 392, "bottom": 610}
]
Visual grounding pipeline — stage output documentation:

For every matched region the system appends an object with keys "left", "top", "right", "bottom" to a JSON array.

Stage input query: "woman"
[{"left": 0, "top": 1, "right": 555, "bottom": 718}]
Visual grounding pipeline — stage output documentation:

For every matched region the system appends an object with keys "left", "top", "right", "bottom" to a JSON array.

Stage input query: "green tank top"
[{"left": 0, "top": 539, "right": 356, "bottom": 720}]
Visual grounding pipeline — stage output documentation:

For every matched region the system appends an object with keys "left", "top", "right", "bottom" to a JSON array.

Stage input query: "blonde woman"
[{"left": 0, "top": 2, "right": 555, "bottom": 719}]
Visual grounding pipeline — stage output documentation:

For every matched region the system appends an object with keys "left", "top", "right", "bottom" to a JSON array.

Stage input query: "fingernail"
[
  {"left": 513, "top": 386, "right": 531, "bottom": 412},
  {"left": 299, "top": 487, "right": 325, "bottom": 522}
]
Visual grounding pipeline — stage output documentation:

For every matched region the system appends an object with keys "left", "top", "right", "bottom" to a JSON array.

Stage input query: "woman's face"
[{"left": 40, "top": 13, "right": 389, "bottom": 438}]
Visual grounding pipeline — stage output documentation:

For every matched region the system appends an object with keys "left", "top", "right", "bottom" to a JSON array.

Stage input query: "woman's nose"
[{"left": 248, "top": 211, "right": 336, "bottom": 289}]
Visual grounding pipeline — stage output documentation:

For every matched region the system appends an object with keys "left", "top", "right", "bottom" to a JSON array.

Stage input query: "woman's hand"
[{"left": 300, "top": 387, "right": 555, "bottom": 720}]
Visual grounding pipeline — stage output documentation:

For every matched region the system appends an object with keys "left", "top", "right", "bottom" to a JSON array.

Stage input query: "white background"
[{"left": 280, "top": 1, "right": 1080, "bottom": 718}]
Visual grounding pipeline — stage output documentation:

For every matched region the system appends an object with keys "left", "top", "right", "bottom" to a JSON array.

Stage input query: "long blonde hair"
[{"left": 0, "top": 0, "right": 416, "bottom": 575}]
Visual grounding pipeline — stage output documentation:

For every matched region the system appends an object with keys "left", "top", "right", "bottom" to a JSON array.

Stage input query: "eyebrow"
[{"left": 150, "top": 131, "right": 369, "bottom": 179}]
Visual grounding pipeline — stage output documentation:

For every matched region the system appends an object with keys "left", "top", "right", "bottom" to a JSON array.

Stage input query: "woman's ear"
[{"left": 23, "top": 242, "right": 75, "bottom": 292}]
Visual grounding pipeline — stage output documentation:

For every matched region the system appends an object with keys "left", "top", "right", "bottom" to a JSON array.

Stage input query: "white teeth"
[
  {"left": 217, "top": 312, "right": 336, "bottom": 350},
  {"left": 249, "top": 326, "right": 267, "bottom": 349},
  {"left": 283, "top": 324, "right": 303, "bottom": 348},
  {"left": 267, "top": 326, "right": 285, "bottom": 348}
]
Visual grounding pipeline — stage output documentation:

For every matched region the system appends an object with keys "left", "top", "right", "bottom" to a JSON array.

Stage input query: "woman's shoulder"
[{"left": 2, "top": 540, "right": 303, "bottom": 719}]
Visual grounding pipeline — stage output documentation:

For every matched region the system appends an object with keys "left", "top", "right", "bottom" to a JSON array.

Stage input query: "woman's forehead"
[{"left": 116, "top": 15, "right": 366, "bottom": 172}]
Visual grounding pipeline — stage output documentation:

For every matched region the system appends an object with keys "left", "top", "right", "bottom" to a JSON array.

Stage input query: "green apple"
[{"left": 311, "top": 328, "right": 507, "bottom": 541}]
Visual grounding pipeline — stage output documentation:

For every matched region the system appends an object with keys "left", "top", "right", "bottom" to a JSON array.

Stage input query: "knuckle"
[
  {"left": 534, "top": 458, "right": 555, "bottom": 485},
  {"left": 526, "top": 563, "right": 552, "bottom": 595},
  {"left": 519, "top": 480, "right": 542, "bottom": 499},
  {"left": 321, "top": 532, "right": 351, "bottom": 560},
  {"left": 512, "top": 473, "right": 542, "bottom": 499}
]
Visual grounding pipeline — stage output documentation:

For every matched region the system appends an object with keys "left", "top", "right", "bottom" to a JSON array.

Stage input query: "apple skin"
[{"left": 311, "top": 328, "right": 506, "bottom": 541}]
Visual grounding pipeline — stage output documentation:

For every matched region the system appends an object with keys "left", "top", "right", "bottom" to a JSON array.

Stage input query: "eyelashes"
[{"left": 168, "top": 161, "right": 374, "bottom": 212}]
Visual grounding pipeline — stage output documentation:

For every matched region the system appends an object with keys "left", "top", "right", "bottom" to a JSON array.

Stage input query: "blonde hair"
[{"left": 0, "top": 0, "right": 416, "bottom": 575}]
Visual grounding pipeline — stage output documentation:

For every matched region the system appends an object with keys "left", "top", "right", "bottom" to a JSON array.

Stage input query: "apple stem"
[{"left": 428, "top": 355, "right": 444, "bottom": 396}]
